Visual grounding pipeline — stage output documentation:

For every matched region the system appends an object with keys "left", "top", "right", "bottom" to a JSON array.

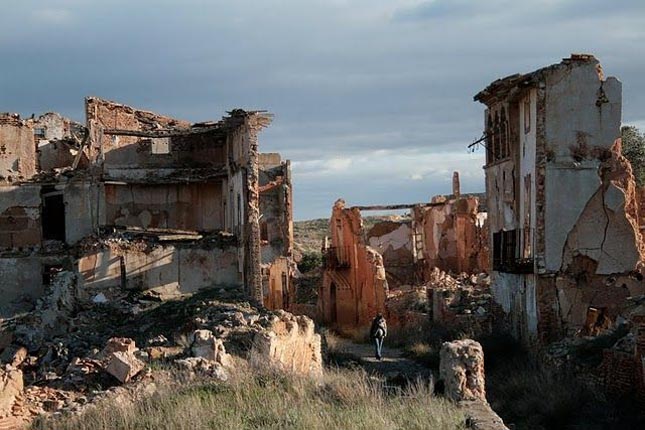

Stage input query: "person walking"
[{"left": 370, "top": 313, "right": 387, "bottom": 360}]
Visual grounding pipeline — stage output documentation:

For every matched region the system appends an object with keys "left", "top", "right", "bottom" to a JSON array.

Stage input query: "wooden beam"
[
  {"left": 102, "top": 126, "right": 227, "bottom": 138},
  {"left": 351, "top": 202, "right": 445, "bottom": 211}
]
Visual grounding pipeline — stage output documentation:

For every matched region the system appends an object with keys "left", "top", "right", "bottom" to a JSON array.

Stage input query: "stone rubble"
[
  {"left": 105, "top": 351, "right": 145, "bottom": 384},
  {"left": 0, "top": 366, "right": 23, "bottom": 418},
  {"left": 0, "top": 285, "right": 323, "bottom": 425},
  {"left": 190, "top": 329, "right": 231, "bottom": 367},
  {"left": 250, "top": 310, "right": 323, "bottom": 378},
  {"left": 439, "top": 339, "right": 486, "bottom": 402}
]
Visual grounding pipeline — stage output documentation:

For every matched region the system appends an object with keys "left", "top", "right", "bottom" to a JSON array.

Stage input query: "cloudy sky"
[{"left": 2, "top": 0, "right": 644, "bottom": 219}]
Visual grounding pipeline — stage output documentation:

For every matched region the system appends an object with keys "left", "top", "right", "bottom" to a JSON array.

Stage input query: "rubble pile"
[
  {"left": 385, "top": 285, "right": 429, "bottom": 330},
  {"left": 427, "top": 269, "right": 493, "bottom": 336},
  {"left": 0, "top": 282, "right": 322, "bottom": 425},
  {"left": 543, "top": 297, "right": 645, "bottom": 402}
]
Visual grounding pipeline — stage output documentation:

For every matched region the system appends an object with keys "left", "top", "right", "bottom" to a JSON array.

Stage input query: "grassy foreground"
[{"left": 33, "top": 366, "right": 464, "bottom": 430}]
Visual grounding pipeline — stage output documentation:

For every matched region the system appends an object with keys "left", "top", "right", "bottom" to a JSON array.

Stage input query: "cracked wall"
[
  {"left": 476, "top": 55, "right": 637, "bottom": 343},
  {"left": 553, "top": 140, "right": 645, "bottom": 333}
]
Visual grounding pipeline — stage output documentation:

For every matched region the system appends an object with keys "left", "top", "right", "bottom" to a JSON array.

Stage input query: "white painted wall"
[
  {"left": 543, "top": 61, "right": 622, "bottom": 272},
  {"left": 368, "top": 223, "right": 412, "bottom": 253}
]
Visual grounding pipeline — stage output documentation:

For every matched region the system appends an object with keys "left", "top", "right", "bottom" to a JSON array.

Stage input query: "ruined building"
[
  {"left": 319, "top": 199, "right": 389, "bottom": 331},
  {"left": 318, "top": 176, "right": 489, "bottom": 332},
  {"left": 0, "top": 98, "right": 294, "bottom": 317},
  {"left": 474, "top": 54, "right": 645, "bottom": 343}
]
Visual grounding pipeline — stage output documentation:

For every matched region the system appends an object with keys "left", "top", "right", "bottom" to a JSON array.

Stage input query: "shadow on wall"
[{"left": 78, "top": 244, "right": 241, "bottom": 297}]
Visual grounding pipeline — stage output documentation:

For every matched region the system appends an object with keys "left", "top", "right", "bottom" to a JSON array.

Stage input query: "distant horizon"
[{"left": 2, "top": 0, "right": 644, "bottom": 219}]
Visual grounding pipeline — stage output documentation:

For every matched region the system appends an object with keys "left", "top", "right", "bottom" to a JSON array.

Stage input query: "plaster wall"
[
  {"left": 485, "top": 160, "right": 517, "bottom": 233},
  {"left": 491, "top": 272, "right": 537, "bottom": 340},
  {"left": 64, "top": 181, "right": 100, "bottom": 244},
  {"left": 78, "top": 245, "right": 241, "bottom": 295},
  {"left": 518, "top": 90, "right": 537, "bottom": 259},
  {"left": 104, "top": 182, "right": 224, "bottom": 232}
]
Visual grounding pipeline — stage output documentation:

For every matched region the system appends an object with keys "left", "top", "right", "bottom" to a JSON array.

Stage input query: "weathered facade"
[
  {"left": 474, "top": 54, "right": 645, "bottom": 344},
  {"left": 258, "top": 153, "right": 296, "bottom": 310},
  {"left": 0, "top": 98, "right": 294, "bottom": 317},
  {"left": 365, "top": 179, "right": 488, "bottom": 289},
  {"left": 413, "top": 192, "right": 489, "bottom": 279},
  {"left": 319, "top": 199, "right": 389, "bottom": 332},
  {"left": 319, "top": 181, "right": 489, "bottom": 332}
]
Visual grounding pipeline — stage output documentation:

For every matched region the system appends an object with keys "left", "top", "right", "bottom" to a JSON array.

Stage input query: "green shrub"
[{"left": 298, "top": 252, "right": 323, "bottom": 273}]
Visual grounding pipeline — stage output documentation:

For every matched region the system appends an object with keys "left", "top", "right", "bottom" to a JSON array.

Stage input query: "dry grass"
[
  {"left": 403, "top": 342, "right": 441, "bottom": 369},
  {"left": 33, "top": 365, "right": 465, "bottom": 430}
]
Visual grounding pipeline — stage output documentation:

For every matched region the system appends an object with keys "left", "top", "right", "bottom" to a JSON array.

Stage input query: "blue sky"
[{"left": 2, "top": 0, "right": 645, "bottom": 219}]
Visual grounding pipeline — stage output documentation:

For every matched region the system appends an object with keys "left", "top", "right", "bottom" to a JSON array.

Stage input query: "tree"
[
  {"left": 621, "top": 125, "right": 645, "bottom": 187},
  {"left": 298, "top": 252, "right": 323, "bottom": 273}
]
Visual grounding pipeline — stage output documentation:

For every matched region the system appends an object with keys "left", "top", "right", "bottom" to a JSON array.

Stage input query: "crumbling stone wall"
[
  {"left": 0, "top": 366, "right": 23, "bottom": 420},
  {"left": 0, "top": 114, "right": 37, "bottom": 183},
  {"left": 0, "top": 97, "right": 279, "bottom": 318},
  {"left": 85, "top": 97, "right": 192, "bottom": 169},
  {"left": 319, "top": 200, "right": 388, "bottom": 332},
  {"left": 78, "top": 240, "right": 241, "bottom": 297},
  {"left": 250, "top": 311, "right": 323, "bottom": 378},
  {"left": 414, "top": 195, "right": 489, "bottom": 277},
  {"left": 440, "top": 339, "right": 486, "bottom": 402},
  {"left": 550, "top": 140, "right": 645, "bottom": 335},
  {"left": 0, "top": 185, "right": 42, "bottom": 248},
  {"left": 33, "top": 112, "right": 85, "bottom": 172},
  {"left": 104, "top": 182, "right": 225, "bottom": 232},
  {"left": 259, "top": 153, "right": 296, "bottom": 310},
  {"left": 367, "top": 220, "right": 416, "bottom": 287}
]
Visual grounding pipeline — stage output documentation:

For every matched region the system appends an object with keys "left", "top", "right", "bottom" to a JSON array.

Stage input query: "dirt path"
[
  {"left": 327, "top": 336, "right": 509, "bottom": 429},
  {"left": 329, "top": 337, "right": 434, "bottom": 384}
]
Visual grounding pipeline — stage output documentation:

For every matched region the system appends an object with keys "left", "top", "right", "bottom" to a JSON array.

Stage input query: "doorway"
[{"left": 41, "top": 188, "right": 66, "bottom": 241}]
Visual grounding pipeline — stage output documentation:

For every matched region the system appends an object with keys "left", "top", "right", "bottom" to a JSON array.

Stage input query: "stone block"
[
  {"left": 103, "top": 337, "right": 137, "bottom": 356},
  {"left": 190, "top": 330, "right": 230, "bottom": 367},
  {"left": 250, "top": 311, "right": 322, "bottom": 378},
  {"left": 440, "top": 339, "right": 486, "bottom": 402},
  {"left": 105, "top": 352, "right": 145, "bottom": 384}
]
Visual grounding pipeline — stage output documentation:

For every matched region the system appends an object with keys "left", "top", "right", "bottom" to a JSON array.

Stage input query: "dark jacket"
[{"left": 370, "top": 316, "right": 387, "bottom": 339}]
